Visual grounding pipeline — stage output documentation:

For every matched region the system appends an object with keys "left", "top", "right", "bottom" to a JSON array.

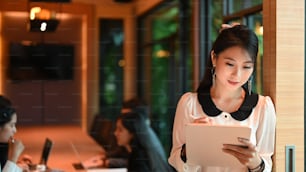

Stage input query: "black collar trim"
[{"left": 197, "top": 88, "right": 259, "bottom": 121}]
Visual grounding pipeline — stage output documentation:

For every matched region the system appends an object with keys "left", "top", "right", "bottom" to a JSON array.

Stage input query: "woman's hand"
[
  {"left": 82, "top": 154, "right": 107, "bottom": 168},
  {"left": 222, "top": 137, "right": 262, "bottom": 169},
  {"left": 8, "top": 138, "right": 25, "bottom": 163},
  {"left": 193, "top": 117, "right": 211, "bottom": 124}
]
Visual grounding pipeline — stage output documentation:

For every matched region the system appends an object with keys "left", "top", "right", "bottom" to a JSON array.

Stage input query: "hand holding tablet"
[{"left": 185, "top": 123, "right": 252, "bottom": 168}]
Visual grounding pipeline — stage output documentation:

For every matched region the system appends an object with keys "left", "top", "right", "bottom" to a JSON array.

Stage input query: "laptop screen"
[{"left": 39, "top": 138, "right": 53, "bottom": 165}]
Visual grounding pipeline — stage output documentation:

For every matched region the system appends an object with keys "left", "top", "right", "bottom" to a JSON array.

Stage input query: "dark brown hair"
[{"left": 197, "top": 25, "right": 259, "bottom": 93}]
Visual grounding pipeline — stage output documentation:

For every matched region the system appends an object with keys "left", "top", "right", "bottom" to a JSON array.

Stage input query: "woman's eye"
[
  {"left": 226, "top": 62, "right": 234, "bottom": 66},
  {"left": 243, "top": 66, "right": 252, "bottom": 69}
]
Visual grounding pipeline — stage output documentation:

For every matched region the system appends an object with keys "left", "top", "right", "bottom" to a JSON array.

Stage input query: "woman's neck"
[
  {"left": 210, "top": 85, "right": 244, "bottom": 100},
  {"left": 210, "top": 85, "right": 245, "bottom": 113}
]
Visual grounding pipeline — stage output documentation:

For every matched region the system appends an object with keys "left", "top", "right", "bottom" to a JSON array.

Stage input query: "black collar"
[{"left": 197, "top": 88, "right": 259, "bottom": 121}]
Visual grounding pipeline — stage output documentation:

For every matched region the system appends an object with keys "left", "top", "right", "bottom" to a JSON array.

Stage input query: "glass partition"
[{"left": 138, "top": 0, "right": 193, "bottom": 155}]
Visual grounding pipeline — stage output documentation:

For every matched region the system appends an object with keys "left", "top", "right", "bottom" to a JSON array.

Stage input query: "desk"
[{"left": 15, "top": 125, "right": 105, "bottom": 172}]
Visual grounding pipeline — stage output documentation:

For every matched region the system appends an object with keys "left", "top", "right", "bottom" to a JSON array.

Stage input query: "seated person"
[
  {"left": 84, "top": 98, "right": 146, "bottom": 169},
  {"left": 0, "top": 95, "right": 27, "bottom": 172},
  {"left": 86, "top": 115, "right": 128, "bottom": 168},
  {"left": 114, "top": 111, "right": 172, "bottom": 172},
  {"left": 84, "top": 97, "right": 173, "bottom": 171}
]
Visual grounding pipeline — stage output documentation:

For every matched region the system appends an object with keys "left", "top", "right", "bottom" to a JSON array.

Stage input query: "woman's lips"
[{"left": 228, "top": 80, "right": 239, "bottom": 85}]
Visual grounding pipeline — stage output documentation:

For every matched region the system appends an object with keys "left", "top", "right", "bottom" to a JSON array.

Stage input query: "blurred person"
[
  {"left": 0, "top": 95, "right": 27, "bottom": 172},
  {"left": 84, "top": 98, "right": 173, "bottom": 171},
  {"left": 114, "top": 111, "right": 172, "bottom": 172}
]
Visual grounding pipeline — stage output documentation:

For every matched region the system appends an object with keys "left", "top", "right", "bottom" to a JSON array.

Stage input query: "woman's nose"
[
  {"left": 13, "top": 126, "right": 17, "bottom": 133},
  {"left": 231, "top": 67, "right": 241, "bottom": 78}
]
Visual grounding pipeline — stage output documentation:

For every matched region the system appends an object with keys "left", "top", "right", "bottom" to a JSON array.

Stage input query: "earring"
[
  {"left": 211, "top": 66, "right": 216, "bottom": 86},
  {"left": 248, "top": 76, "right": 253, "bottom": 95}
]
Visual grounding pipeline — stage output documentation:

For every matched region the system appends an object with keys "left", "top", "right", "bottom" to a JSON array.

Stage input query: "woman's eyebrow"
[
  {"left": 224, "top": 57, "right": 253, "bottom": 64},
  {"left": 223, "top": 57, "right": 235, "bottom": 61}
]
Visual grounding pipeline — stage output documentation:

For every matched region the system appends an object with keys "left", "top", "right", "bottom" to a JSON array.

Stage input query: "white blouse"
[
  {"left": 2, "top": 160, "right": 22, "bottom": 172},
  {"left": 168, "top": 92, "right": 276, "bottom": 172}
]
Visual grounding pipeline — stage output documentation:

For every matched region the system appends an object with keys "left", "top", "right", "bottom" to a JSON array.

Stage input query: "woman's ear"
[{"left": 211, "top": 51, "right": 216, "bottom": 66}]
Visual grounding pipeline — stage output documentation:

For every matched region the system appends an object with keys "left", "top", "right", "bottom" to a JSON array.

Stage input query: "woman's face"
[
  {"left": 0, "top": 113, "right": 17, "bottom": 142},
  {"left": 114, "top": 119, "right": 133, "bottom": 148},
  {"left": 212, "top": 46, "right": 254, "bottom": 91}
]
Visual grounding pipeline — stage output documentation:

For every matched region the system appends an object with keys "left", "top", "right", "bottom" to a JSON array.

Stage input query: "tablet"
[{"left": 185, "top": 123, "right": 251, "bottom": 168}]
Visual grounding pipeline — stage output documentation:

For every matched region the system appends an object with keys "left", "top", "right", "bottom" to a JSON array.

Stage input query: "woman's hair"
[
  {"left": 116, "top": 111, "right": 171, "bottom": 171},
  {"left": 0, "top": 95, "right": 16, "bottom": 127},
  {"left": 122, "top": 97, "right": 149, "bottom": 120},
  {"left": 117, "top": 112, "right": 150, "bottom": 147},
  {"left": 197, "top": 25, "right": 259, "bottom": 93}
]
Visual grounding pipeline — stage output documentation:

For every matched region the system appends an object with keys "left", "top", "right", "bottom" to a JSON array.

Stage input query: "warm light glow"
[
  {"left": 255, "top": 22, "right": 263, "bottom": 36},
  {"left": 0, "top": 13, "right": 3, "bottom": 93},
  {"left": 81, "top": 15, "right": 88, "bottom": 131},
  {"left": 30, "top": 7, "right": 41, "bottom": 20},
  {"left": 259, "top": 26, "right": 263, "bottom": 35},
  {"left": 30, "top": 7, "right": 56, "bottom": 20},
  {"left": 39, "top": 9, "right": 51, "bottom": 20},
  {"left": 156, "top": 50, "right": 170, "bottom": 58},
  {"left": 118, "top": 59, "right": 125, "bottom": 67},
  {"left": 40, "top": 22, "right": 47, "bottom": 31}
]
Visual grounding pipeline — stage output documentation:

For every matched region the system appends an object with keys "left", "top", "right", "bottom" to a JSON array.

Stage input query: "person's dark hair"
[
  {"left": 0, "top": 95, "right": 16, "bottom": 127},
  {"left": 122, "top": 98, "right": 146, "bottom": 110},
  {"left": 197, "top": 25, "right": 259, "bottom": 93},
  {"left": 122, "top": 98, "right": 149, "bottom": 119},
  {"left": 117, "top": 112, "right": 146, "bottom": 146},
  {"left": 116, "top": 112, "right": 172, "bottom": 171}
]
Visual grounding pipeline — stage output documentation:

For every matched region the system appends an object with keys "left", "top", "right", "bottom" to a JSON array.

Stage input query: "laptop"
[
  {"left": 29, "top": 138, "right": 53, "bottom": 170},
  {"left": 39, "top": 138, "right": 53, "bottom": 165},
  {"left": 185, "top": 124, "right": 251, "bottom": 169}
]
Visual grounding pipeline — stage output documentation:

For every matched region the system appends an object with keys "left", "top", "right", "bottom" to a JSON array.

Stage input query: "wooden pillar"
[{"left": 263, "top": 0, "right": 304, "bottom": 171}]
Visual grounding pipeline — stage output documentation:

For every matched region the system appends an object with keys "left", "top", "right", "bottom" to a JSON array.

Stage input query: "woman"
[
  {"left": 168, "top": 25, "right": 276, "bottom": 172},
  {"left": 114, "top": 111, "right": 172, "bottom": 172},
  {"left": 0, "top": 95, "right": 25, "bottom": 172}
]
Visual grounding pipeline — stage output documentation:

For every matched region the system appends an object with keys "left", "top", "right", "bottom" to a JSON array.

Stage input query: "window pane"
[
  {"left": 224, "top": 0, "right": 262, "bottom": 15},
  {"left": 98, "top": 19, "right": 124, "bottom": 120}
]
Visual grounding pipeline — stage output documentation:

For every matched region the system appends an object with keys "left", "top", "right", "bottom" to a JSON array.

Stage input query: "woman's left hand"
[
  {"left": 222, "top": 137, "right": 262, "bottom": 169},
  {"left": 8, "top": 138, "right": 25, "bottom": 163}
]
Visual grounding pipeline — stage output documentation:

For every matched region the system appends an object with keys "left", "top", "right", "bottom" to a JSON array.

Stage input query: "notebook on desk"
[{"left": 185, "top": 124, "right": 251, "bottom": 169}]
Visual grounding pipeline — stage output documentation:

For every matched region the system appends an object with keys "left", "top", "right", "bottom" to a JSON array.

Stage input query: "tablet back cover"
[{"left": 186, "top": 124, "right": 251, "bottom": 168}]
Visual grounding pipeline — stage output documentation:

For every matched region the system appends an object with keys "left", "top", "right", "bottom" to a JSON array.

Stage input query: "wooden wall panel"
[
  {"left": 0, "top": 1, "right": 95, "bottom": 131},
  {"left": 263, "top": 0, "right": 304, "bottom": 171}
]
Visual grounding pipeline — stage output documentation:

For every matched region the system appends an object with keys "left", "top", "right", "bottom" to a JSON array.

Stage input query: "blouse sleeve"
[
  {"left": 256, "top": 96, "right": 276, "bottom": 172},
  {"left": 168, "top": 93, "right": 194, "bottom": 172},
  {"left": 2, "top": 160, "right": 22, "bottom": 172}
]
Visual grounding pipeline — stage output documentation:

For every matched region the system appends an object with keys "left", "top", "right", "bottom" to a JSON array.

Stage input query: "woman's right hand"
[
  {"left": 193, "top": 117, "right": 211, "bottom": 124},
  {"left": 8, "top": 138, "right": 25, "bottom": 163}
]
